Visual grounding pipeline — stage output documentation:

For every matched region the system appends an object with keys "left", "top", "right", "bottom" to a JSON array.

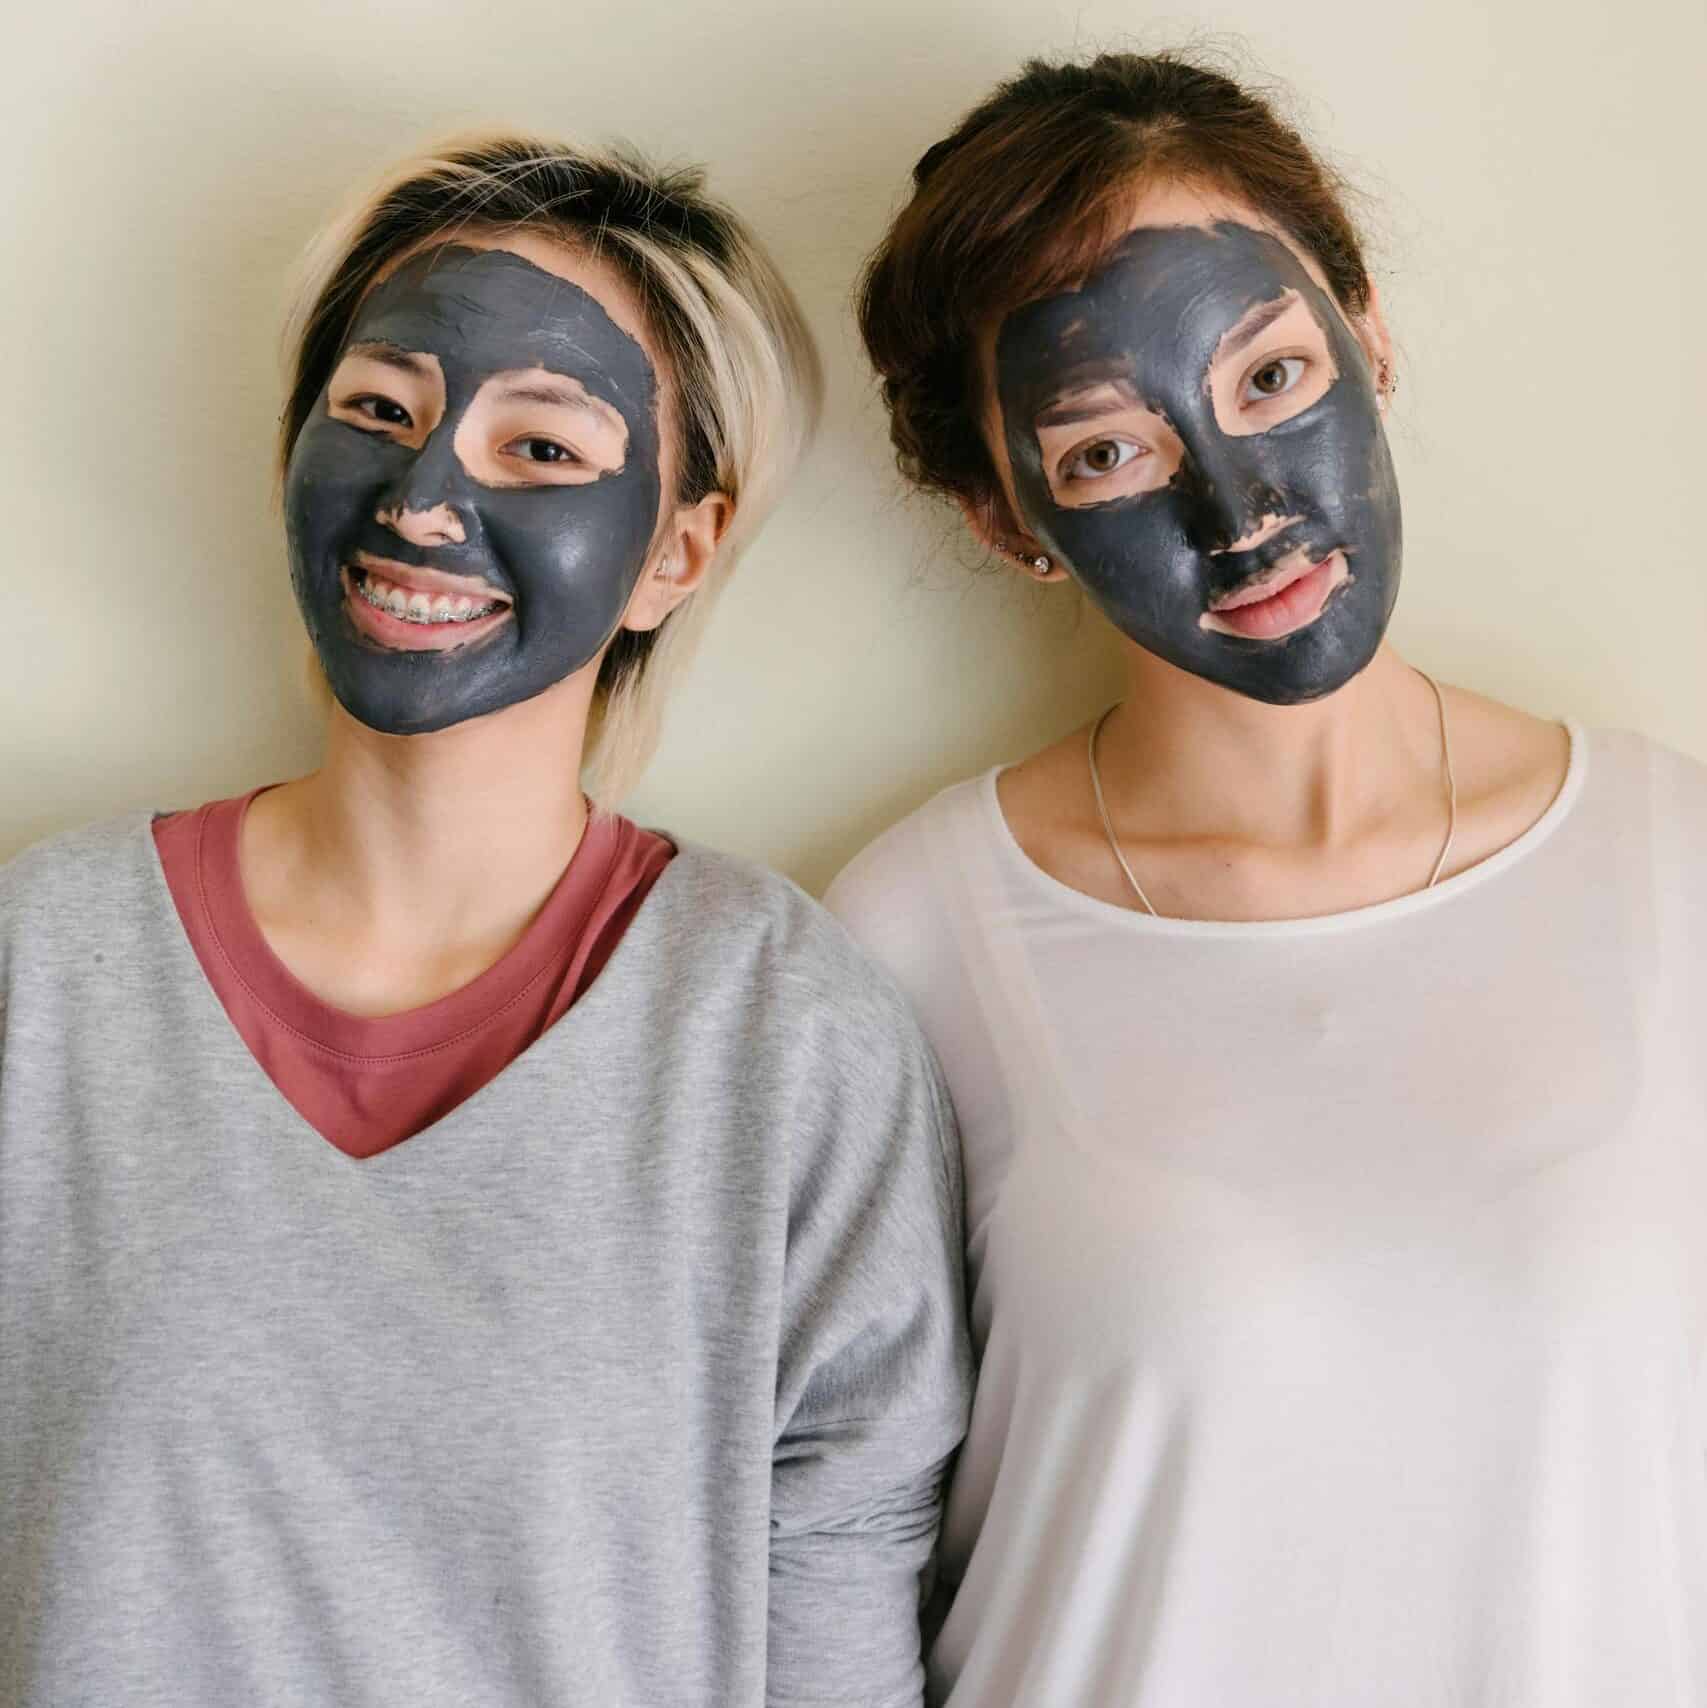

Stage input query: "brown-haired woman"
[{"left": 827, "top": 51, "right": 1707, "bottom": 1706}]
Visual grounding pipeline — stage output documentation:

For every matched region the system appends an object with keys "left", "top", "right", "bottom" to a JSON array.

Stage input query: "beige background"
[{"left": 4, "top": 0, "right": 1702, "bottom": 891}]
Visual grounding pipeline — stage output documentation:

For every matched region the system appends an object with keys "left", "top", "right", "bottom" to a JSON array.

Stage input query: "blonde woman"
[{"left": 0, "top": 137, "right": 969, "bottom": 1706}]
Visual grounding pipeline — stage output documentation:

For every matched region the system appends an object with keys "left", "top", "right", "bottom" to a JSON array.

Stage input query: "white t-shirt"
[{"left": 826, "top": 725, "right": 1707, "bottom": 1708}]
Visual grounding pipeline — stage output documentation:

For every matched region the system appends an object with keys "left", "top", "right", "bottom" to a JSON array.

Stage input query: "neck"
[
  {"left": 1101, "top": 642, "right": 1442, "bottom": 851},
  {"left": 251, "top": 667, "right": 599, "bottom": 950}
]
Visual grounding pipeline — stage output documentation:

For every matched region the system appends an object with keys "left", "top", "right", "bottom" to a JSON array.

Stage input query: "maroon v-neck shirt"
[{"left": 153, "top": 791, "right": 672, "bottom": 1158}]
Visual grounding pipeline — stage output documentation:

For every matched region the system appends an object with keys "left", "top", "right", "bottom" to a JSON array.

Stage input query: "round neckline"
[{"left": 978, "top": 719, "right": 1587, "bottom": 939}]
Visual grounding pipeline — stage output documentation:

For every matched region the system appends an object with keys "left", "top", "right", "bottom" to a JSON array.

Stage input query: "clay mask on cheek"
[
  {"left": 996, "top": 222, "right": 1402, "bottom": 705},
  {"left": 284, "top": 245, "right": 662, "bottom": 735}
]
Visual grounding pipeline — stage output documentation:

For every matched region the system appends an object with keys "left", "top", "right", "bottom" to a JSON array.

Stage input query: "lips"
[
  {"left": 340, "top": 562, "right": 512, "bottom": 653},
  {"left": 1200, "top": 550, "right": 1349, "bottom": 641},
  {"left": 349, "top": 551, "right": 512, "bottom": 609}
]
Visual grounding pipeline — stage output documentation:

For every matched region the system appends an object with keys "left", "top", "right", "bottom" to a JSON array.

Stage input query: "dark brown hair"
[{"left": 857, "top": 50, "right": 1373, "bottom": 512}]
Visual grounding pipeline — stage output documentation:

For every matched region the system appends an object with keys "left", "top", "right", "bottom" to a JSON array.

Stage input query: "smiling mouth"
[
  {"left": 351, "top": 569, "right": 504, "bottom": 625},
  {"left": 1200, "top": 550, "right": 1349, "bottom": 641},
  {"left": 340, "top": 561, "right": 512, "bottom": 653},
  {"left": 347, "top": 553, "right": 510, "bottom": 624}
]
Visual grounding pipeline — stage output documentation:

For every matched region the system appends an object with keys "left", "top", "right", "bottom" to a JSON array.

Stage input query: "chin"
[
  {"left": 1220, "top": 671, "right": 1366, "bottom": 708},
  {"left": 329, "top": 685, "right": 464, "bottom": 739},
  {"left": 1162, "top": 619, "right": 1388, "bottom": 708}
]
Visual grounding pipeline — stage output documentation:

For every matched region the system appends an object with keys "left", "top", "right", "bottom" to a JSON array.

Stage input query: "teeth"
[{"left": 352, "top": 570, "right": 501, "bottom": 625}]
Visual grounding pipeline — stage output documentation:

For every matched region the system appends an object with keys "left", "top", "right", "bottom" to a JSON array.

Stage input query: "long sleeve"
[
  {"left": 768, "top": 1008, "right": 972, "bottom": 1706},
  {"left": 0, "top": 826, "right": 974, "bottom": 1706}
]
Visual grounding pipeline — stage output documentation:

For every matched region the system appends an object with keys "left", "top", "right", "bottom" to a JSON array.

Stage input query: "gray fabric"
[{"left": 0, "top": 814, "right": 971, "bottom": 1708}]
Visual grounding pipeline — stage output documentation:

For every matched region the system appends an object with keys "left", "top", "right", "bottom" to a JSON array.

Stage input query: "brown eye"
[
  {"left": 1242, "top": 357, "right": 1305, "bottom": 404},
  {"left": 1064, "top": 438, "right": 1142, "bottom": 482}
]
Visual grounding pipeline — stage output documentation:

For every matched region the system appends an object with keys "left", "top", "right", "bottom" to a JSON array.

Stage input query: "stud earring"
[{"left": 1005, "top": 542, "right": 1053, "bottom": 577}]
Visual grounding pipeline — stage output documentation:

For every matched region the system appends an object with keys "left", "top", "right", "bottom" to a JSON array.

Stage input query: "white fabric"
[{"left": 827, "top": 725, "right": 1707, "bottom": 1708}]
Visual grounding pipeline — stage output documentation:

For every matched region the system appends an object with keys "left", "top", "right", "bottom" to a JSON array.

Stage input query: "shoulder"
[
  {"left": 652, "top": 839, "right": 863, "bottom": 967},
  {"left": 0, "top": 813, "right": 158, "bottom": 940},
  {"left": 1581, "top": 724, "right": 1707, "bottom": 853},
  {"left": 649, "top": 841, "right": 959, "bottom": 1174},
  {"left": 647, "top": 840, "right": 931, "bottom": 1043},
  {"left": 823, "top": 775, "right": 991, "bottom": 959},
  {"left": 1436, "top": 684, "right": 1707, "bottom": 859},
  {"left": 1586, "top": 724, "right": 1707, "bottom": 797},
  {"left": 1575, "top": 729, "right": 1707, "bottom": 960},
  {"left": 0, "top": 815, "right": 165, "bottom": 1021},
  {"left": 1441, "top": 684, "right": 1704, "bottom": 818},
  {"left": 1430, "top": 687, "right": 1568, "bottom": 868}
]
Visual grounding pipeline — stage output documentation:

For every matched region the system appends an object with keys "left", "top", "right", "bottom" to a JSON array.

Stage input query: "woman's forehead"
[
  {"left": 362, "top": 230, "right": 655, "bottom": 366},
  {"left": 344, "top": 244, "right": 660, "bottom": 424},
  {"left": 978, "top": 184, "right": 1345, "bottom": 397},
  {"left": 1115, "top": 178, "right": 1333, "bottom": 279},
  {"left": 999, "top": 223, "right": 1324, "bottom": 367},
  {"left": 1015, "top": 176, "right": 1340, "bottom": 331}
]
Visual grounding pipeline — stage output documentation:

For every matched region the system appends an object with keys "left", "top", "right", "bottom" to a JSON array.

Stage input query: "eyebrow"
[
  {"left": 1216, "top": 292, "right": 1299, "bottom": 359},
  {"left": 496, "top": 378, "right": 612, "bottom": 414},
  {"left": 343, "top": 341, "right": 436, "bottom": 376},
  {"left": 1035, "top": 379, "right": 1145, "bottom": 429}
]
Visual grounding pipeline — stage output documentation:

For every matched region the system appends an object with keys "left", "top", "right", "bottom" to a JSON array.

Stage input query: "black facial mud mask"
[
  {"left": 996, "top": 222, "right": 1401, "bottom": 705},
  {"left": 285, "top": 244, "right": 661, "bottom": 735}
]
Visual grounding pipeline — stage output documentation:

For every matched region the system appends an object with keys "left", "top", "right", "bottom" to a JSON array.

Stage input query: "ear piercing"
[
  {"left": 1378, "top": 359, "right": 1397, "bottom": 397},
  {"left": 1006, "top": 542, "right": 1054, "bottom": 577}
]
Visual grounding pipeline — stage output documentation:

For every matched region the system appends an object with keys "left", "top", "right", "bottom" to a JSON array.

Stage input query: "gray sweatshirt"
[{"left": 0, "top": 814, "right": 972, "bottom": 1708}]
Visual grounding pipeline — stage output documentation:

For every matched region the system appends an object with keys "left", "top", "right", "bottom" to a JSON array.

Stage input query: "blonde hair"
[{"left": 279, "top": 134, "right": 822, "bottom": 802}]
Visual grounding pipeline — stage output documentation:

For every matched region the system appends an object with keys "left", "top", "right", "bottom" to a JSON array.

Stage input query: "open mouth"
[
  {"left": 1200, "top": 550, "right": 1349, "bottom": 642},
  {"left": 351, "top": 570, "right": 504, "bottom": 625},
  {"left": 340, "top": 559, "right": 512, "bottom": 652}
]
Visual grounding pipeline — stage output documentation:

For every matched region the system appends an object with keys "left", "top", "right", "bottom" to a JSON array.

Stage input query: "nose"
[
  {"left": 1216, "top": 512, "right": 1299, "bottom": 555},
  {"left": 1175, "top": 432, "right": 1289, "bottom": 556},
  {"left": 375, "top": 428, "right": 469, "bottom": 547},
  {"left": 377, "top": 499, "right": 466, "bottom": 548}
]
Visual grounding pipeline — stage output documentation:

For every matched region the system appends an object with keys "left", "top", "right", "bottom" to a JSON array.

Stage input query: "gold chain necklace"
[{"left": 1086, "top": 672, "right": 1458, "bottom": 919}]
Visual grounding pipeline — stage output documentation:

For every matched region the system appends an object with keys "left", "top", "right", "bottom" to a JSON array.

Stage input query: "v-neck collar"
[
  {"left": 140, "top": 805, "right": 691, "bottom": 1165},
  {"left": 184, "top": 788, "right": 624, "bottom": 1060}
]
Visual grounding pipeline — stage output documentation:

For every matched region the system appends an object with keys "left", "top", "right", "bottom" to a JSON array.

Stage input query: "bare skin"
[
  {"left": 996, "top": 646, "right": 1568, "bottom": 922},
  {"left": 973, "top": 181, "right": 1569, "bottom": 922},
  {"left": 241, "top": 230, "right": 730, "bottom": 1016}
]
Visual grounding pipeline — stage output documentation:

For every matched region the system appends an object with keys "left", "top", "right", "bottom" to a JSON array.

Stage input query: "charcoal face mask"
[
  {"left": 996, "top": 222, "right": 1401, "bottom": 705},
  {"left": 285, "top": 244, "right": 662, "bottom": 735}
]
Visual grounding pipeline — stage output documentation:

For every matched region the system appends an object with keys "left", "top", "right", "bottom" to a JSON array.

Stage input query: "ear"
[
  {"left": 956, "top": 489, "right": 1070, "bottom": 584},
  {"left": 1356, "top": 283, "right": 1398, "bottom": 415},
  {"left": 619, "top": 490, "right": 734, "bottom": 633}
]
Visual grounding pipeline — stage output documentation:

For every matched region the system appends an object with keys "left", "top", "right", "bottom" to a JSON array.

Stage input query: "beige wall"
[{"left": 5, "top": 0, "right": 1702, "bottom": 891}]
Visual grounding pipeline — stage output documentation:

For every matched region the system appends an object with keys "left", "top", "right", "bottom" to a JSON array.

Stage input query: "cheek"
[
  {"left": 480, "top": 481, "right": 656, "bottom": 596},
  {"left": 1034, "top": 500, "right": 1199, "bottom": 620},
  {"left": 1279, "top": 406, "right": 1389, "bottom": 517},
  {"left": 484, "top": 500, "right": 595, "bottom": 580},
  {"left": 286, "top": 425, "right": 402, "bottom": 542}
]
